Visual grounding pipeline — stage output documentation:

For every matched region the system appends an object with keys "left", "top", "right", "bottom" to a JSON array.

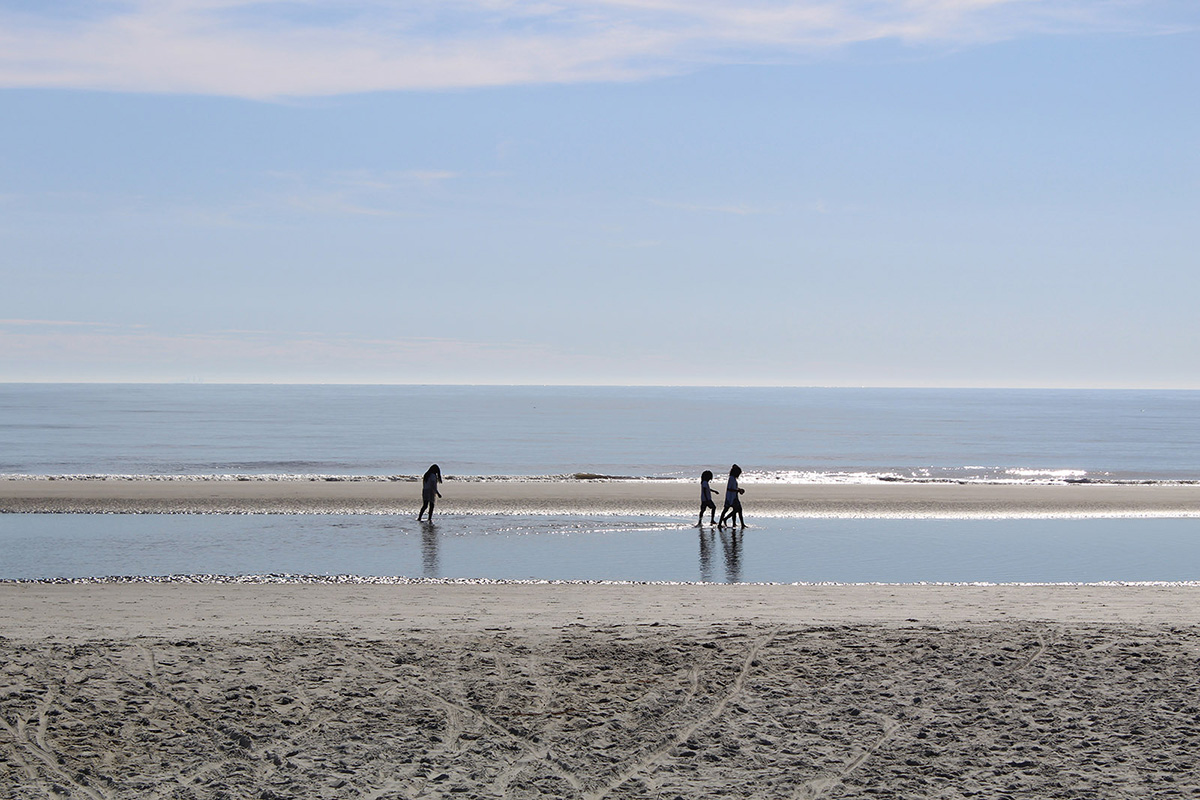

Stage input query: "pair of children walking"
[{"left": 699, "top": 464, "right": 745, "bottom": 528}]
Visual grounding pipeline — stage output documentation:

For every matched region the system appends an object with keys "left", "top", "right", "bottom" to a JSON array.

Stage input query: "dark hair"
[
  {"left": 729, "top": 464, "right": 741, "bottom": 477},
  {"left": 701, "top": 470, "right": 713, "bottom": 482},
  {"left": 423, "top": 464, "right": 441, "bottom": 481}
]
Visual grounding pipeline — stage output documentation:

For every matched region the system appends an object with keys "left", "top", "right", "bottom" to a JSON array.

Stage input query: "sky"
[{"left": 1, "top": 0, "right": 1197, "bottom": 387}]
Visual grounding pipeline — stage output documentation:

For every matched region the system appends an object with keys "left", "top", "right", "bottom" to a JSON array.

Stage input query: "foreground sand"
[
  {"left": 3, "top": 583, "right": 1200, "bottom": 798},
  {"left": 4, "top": 476, "right": 1200, "bottom": 516}
]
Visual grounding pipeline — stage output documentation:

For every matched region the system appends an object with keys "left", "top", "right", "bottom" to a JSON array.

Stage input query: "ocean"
[
  {"left": 3, "top": 383, "right": 1198, "bottom": 482},
  {"left": 2, "top": 384, "right": 1198, "bottom": 583}
]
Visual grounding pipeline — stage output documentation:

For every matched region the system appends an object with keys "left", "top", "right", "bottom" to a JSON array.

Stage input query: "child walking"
[
  {"left": 417, "top": 463, "right": 443, "bottom": 521},
  {"left": 718, "top": 464, "right": 746, "bottom": 528},
  {"left": 697, "top": 470, "right": 718, "bottom": 526}
]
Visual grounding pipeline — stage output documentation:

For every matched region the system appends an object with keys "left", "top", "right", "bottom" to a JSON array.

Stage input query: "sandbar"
[{"left": 3, "top": 476, "right": 1200, "bottom": 516}]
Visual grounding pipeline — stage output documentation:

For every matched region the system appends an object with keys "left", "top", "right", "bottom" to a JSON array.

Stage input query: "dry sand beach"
[
  {"left": 4, "top": 582, "right": 1200, "bottom": 799},
  {"left": 4, "top": 476, "right": 1200, "bottom": 516}
]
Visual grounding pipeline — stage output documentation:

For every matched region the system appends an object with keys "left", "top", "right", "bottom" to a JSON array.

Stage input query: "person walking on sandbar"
[
  {"left": 697, "top": 470, "right": 718, "bottom": 526},
  {"left": 417, "top": 464, "right": 443, "bottom": 521},
  {"left": 718, "top": 464, "right": 745, "bottom": 528}
]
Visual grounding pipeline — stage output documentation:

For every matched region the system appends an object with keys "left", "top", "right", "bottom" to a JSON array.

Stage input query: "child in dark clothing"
[
  {"left": 718, "top": 464, "right": 745, "bottom": 528},
  {"left": 698, "top": 470, "right": 718, "bottom": 526},
  {"left": 417, "top": 464, "right": 442, "bottom": 521}
]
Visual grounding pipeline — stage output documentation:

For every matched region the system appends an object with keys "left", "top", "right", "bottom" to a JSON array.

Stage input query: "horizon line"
[{"left": 2, "top": 380, "right": 1197, "bottom": 392}]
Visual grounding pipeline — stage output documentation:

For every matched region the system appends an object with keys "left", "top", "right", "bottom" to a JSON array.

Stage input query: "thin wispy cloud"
[
  {"left": 0, "top": 1, "right": 1191, "bottom": 98},
  {"left": 270, "top": 168, "right": 459, "bottom": 218},
  {"left": 283, "top": 193, "right": 408, "bottom": 218},
  {"left": 334, "top": 170, "right": 460, "bottom": 190},
  {"left": 651, "top": 199, "right": 772, "bottom": 216},
  {"left": 0, "top": 322, "right": 573, "bottom": 382},
  {"left": 0, "top": 318, "right": 147, "bottom": 330}
]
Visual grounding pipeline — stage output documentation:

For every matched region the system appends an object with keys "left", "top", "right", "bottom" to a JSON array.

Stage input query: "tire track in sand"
[
  {"left": 357, "top": 645, "right": 587, "bottom": 793},
  {"left": 795, "top": 624, "right": 1053, "bottom": 800},
  {"left": 581, "top": 627, "right": 779, "bottom": 800},
  {"left": 0, "top": 694, "right": 111, "bottom": 800},
  {"left": 794, "top": 713, "right": 901, "bottom": 800}
]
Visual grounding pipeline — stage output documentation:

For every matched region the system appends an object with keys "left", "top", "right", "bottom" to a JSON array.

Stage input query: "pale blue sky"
[{"left": 2, "top": 1, "right": 1197, "bottom": 386}]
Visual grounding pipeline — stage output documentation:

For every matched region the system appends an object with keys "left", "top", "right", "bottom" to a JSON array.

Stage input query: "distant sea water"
[
  {"left": 2, "top": 384, "right": 1198, "bottom": 483},
  {"left": 3, "top": 384, "right": 1199, "bottom": 583}
]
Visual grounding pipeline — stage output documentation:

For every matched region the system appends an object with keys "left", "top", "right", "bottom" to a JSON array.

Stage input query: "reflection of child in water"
[
  {"left": 718, "top": 464, "right": 745, "bottom": 528},
  {"left": 697, "top": 470, "right": 718, "bottom": 526},
  {"left": 417, "top": 464, "right": 442, "bottom": 521}
]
